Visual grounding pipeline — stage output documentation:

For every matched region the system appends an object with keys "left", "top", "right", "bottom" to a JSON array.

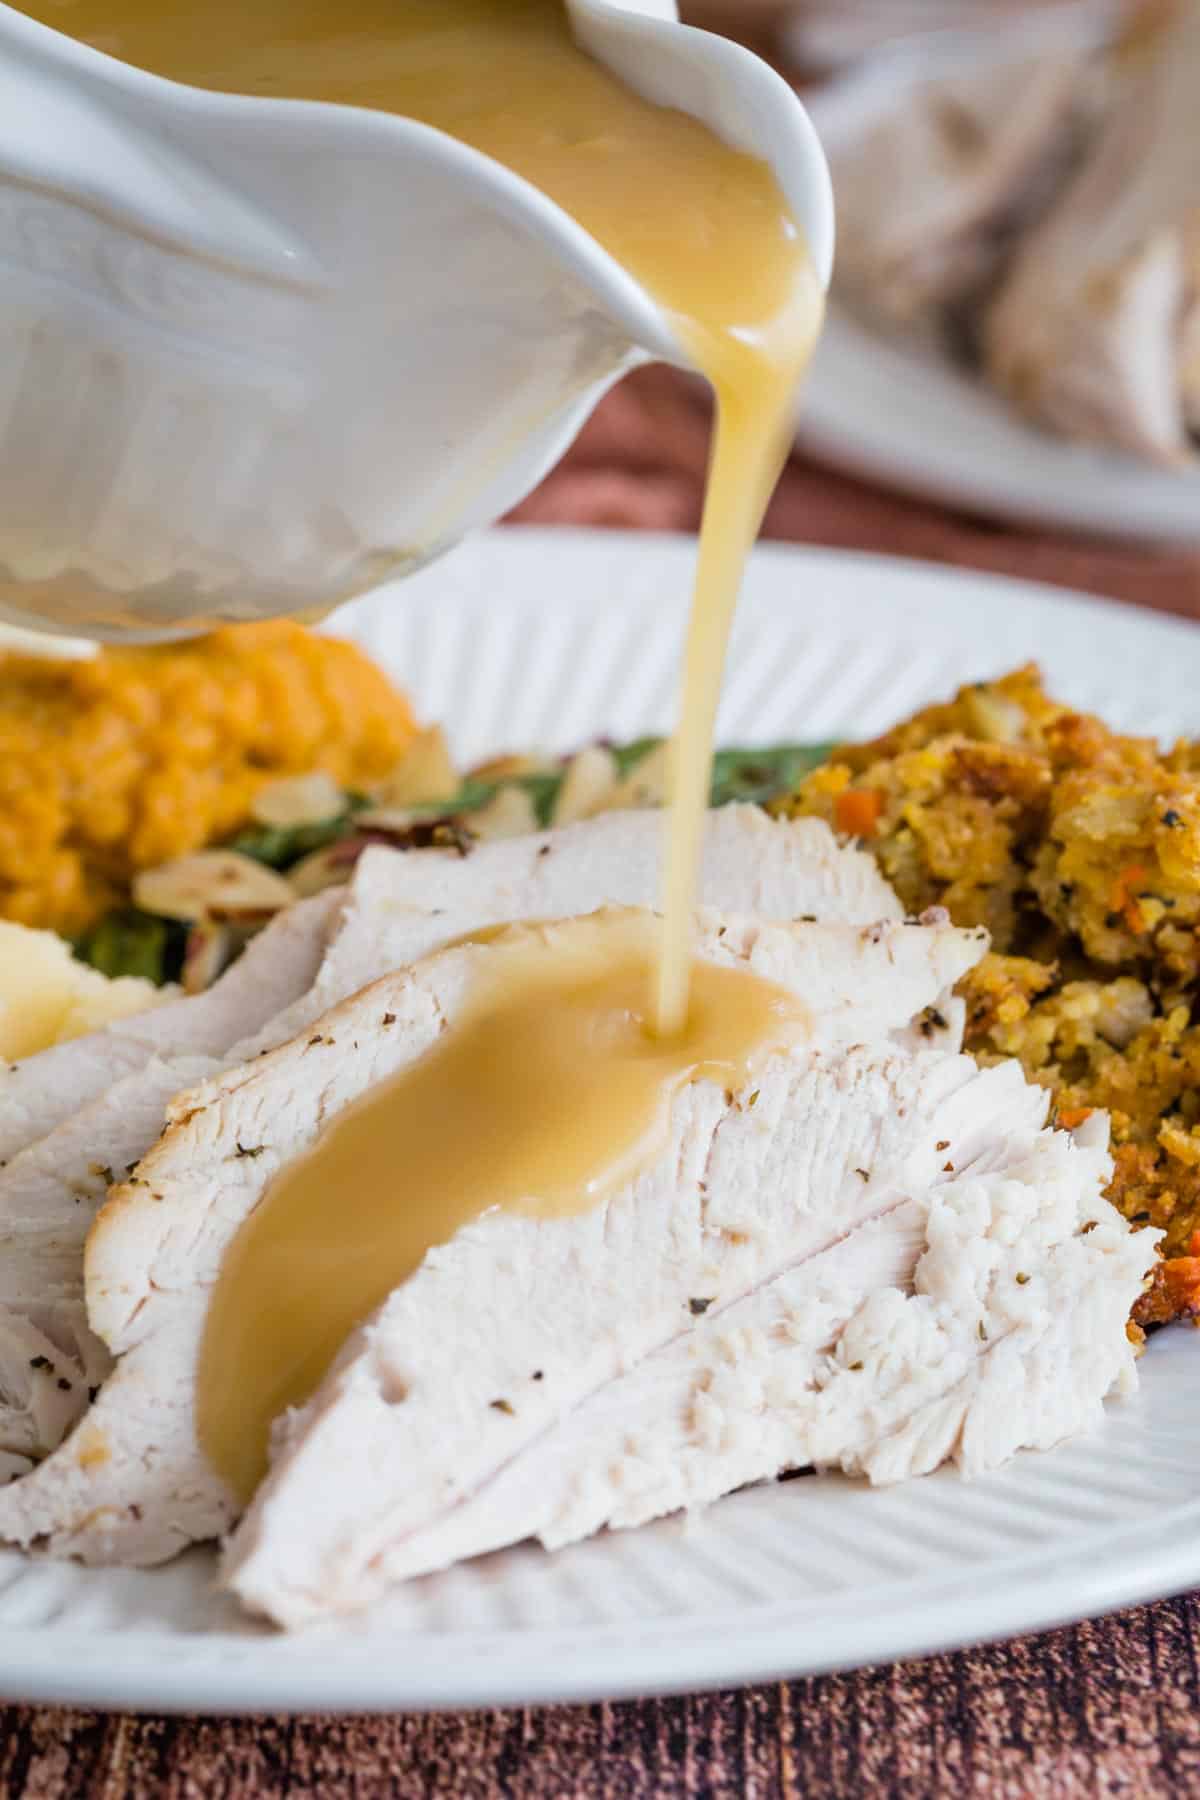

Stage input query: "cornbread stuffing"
[
  {"left": 0, "top": 624, "right": 416, "bottom": 936},
  {"left": 781, "top": 664, "right": 1200, "bottom": 1328}
]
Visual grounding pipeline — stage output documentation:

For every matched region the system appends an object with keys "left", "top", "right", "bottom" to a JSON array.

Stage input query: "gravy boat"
[{"left": 0, "top": 1, "right": 833, "bottom": 639}]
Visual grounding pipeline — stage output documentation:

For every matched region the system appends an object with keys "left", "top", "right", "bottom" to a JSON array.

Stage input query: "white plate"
[
  {"left": 4, "top": 527, "right": 1198, "bottom": 1716},
  {"left": 799, "top": 74, "right": 1200, "bottom": 545}
]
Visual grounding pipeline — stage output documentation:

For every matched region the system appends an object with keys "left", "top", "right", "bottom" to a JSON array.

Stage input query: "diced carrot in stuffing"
[
  {"left": 1109, "top": 864, "right": 1147, "bottom": 935},
  {"left": 1163, "top": 1231, "right": 1200, "bottom": 1319},
  {"left": 835, "top": 788, "right": 883, "bottom": 839},
  {"left": 1057, "top": 1106, "right": 1094, "bottom": 1131}
]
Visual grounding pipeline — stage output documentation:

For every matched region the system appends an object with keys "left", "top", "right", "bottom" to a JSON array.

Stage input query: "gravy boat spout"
[{"left": 0, "top": 0, "right": 833, "bottom": 639}]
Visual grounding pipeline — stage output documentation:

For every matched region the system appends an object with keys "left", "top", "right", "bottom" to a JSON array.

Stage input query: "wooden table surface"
[{"left": 9, "top": 368, "right": 1200, "bottom": 1795}]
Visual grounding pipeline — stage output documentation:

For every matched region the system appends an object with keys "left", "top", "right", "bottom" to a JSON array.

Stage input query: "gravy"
[{"left": 198, "top": 912, "right": 808, "bottom": 1500}]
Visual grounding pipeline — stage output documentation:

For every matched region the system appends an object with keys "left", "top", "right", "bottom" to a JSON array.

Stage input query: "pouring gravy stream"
[{"left": 20, "top": 0, "right": 823, "bottom": 1490}]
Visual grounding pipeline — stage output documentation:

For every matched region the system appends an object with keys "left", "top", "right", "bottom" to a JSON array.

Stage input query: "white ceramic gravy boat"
[{"left": 0, "top": 0, "right": 833, "bottom": 639}]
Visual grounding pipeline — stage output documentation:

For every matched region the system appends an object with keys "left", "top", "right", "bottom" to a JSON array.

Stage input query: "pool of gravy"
[{"left": 198, "top": 913, "right": 809, "bottom": 1501}]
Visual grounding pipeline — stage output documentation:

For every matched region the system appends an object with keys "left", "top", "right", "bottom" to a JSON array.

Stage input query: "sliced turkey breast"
[
  {"left": 0, "top": 1056, "right": 218, "bottom": 1474},
  {"left": 982, "top": 1, "right": 1200, "bottom": 462},
  {"left": 831, "top": 51, "right": 1094, "bottom": 325},
  {"left": 231, "top": 1109, "right": 1145, "bottom": 1628},
  {"left": 0, "top": 888, "right": 343, "bottom": 1475},
  {"left": 233, "top": 806, "right": 902, "bottom": 1059},
  {"left": 224, "top": 1082, "right": 1151, "bottom": 1630},
  {"left": 0, "top": 889, "right": 342, "bottom": 1166},
  {"left": 2, "top": 910, "right": 1006, "bottom": 1566},
  {"left": 0, "top": 808, "right": 898, "bottom": 1475},
  {"left": 1180, "top": 227, "right": 1200, "bottom": 437}
]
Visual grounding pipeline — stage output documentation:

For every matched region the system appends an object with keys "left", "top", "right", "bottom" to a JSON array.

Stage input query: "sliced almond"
[
  {"left": 469, "top": 785, "right": 539, "bottom": 843},
  {"left": 250, "top": 772, "right": 346, "bottom": 830},
  {"left": 372, "top": 726, "right": 459, "bottom": 810},
  {"left": 181, "top": 921, "right": 237, "bottom": 995},
  {"left": 289, "top": 811, "right": 483, "bottom": 891},
  {"left": 469, "top": 751, "right": 559, "bottom": 784},
  {"left": 288, "top": 842, "right": 364, "bottom": 899},
  {"left": 353, "top": 806, "right": 424, "bottom": 833},
  {"left": 133, "top": 852, "right": 295, "bottom": 923},
  {"left": 553, "top": 746, "right": 620, "bottom": 827},
  {"left": 610, "top": 741, "right": 671, "bottom": 811}
]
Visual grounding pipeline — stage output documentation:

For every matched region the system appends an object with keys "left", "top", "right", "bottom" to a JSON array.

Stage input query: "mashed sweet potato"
[
  {"left": 780, "top": 664, "right": 1200, "bottom": 1329},
  {"left": 0, "top": 624, "right": 416, "bottom": 936}
]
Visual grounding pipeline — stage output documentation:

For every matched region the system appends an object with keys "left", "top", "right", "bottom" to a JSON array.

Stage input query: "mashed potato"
[{"left": 0, "top": 919, "right": 164, "bottom": 1060}]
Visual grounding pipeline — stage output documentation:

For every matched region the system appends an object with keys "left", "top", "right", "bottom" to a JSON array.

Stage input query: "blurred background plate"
[
  {"left": 798, "top": 60, "right": 1200, "bottom": 545},
  {"left": 1, "top": 528, "right": 1197, "bottom": 1716}
]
